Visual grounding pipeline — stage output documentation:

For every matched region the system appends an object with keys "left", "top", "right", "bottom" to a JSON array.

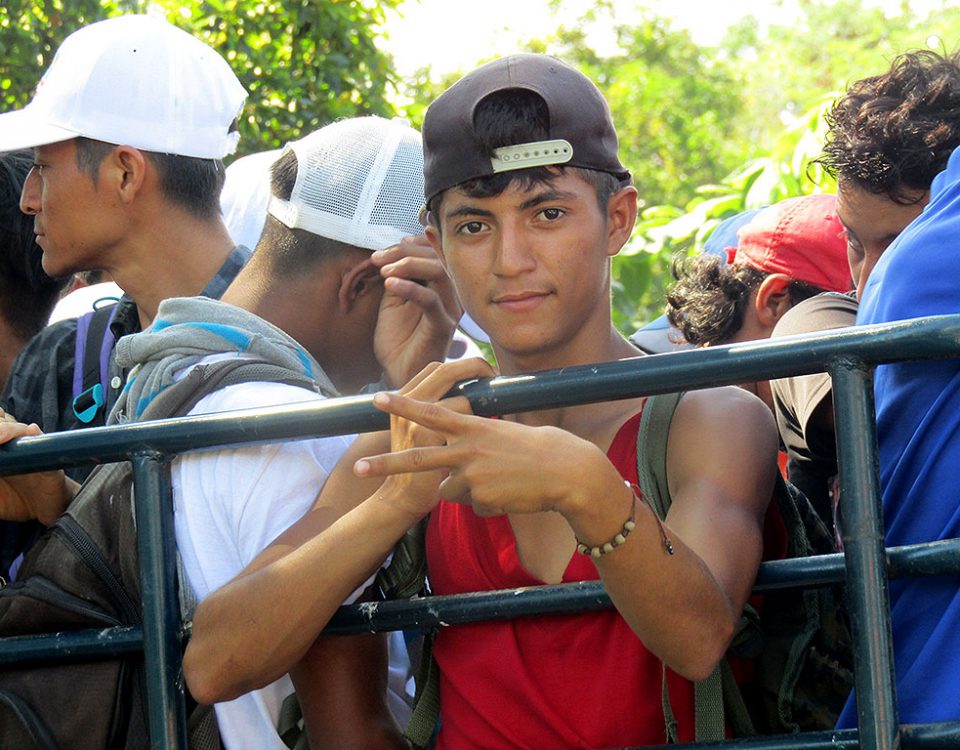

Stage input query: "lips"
[{"left": 491, "top": 290, "right": 551, "bottom": 313}]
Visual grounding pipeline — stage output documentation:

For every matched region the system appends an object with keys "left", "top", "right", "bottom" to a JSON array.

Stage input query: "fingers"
[
  {"left": 380, "top": 256, "right": 449, "bottom": 284},
  {"left": 354, "top": 446, "right": 452, "bottom": 478},
  {"left": 401, "top": 357, "right": 496, "bottom": 405},
  {"left": 371, "top": 391, "right": 465, "bottom": 434},
  {"left": 0, "top": 420, "right": 41, "bottom": 446},
  {"left": 382, "top": 276, "right": 451, "bottom": 317},
  {"left": 374, "top": 235, "right": 462, "bottom": 321},
  {"left": 370, "top": 235, "right": 434, "bottom": 268}
]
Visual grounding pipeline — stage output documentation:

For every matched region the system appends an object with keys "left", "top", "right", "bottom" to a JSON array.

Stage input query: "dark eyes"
[{"left": 538, "top": 208, "right": 564, "bottom": 221}]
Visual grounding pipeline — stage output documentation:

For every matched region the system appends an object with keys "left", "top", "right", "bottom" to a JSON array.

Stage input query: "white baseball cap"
[
  {"left": 267, "top": 116, "right": 426, "bottom": 252},
  {"left": 0, "top": 15, "right": 246, "bottom": 159}
]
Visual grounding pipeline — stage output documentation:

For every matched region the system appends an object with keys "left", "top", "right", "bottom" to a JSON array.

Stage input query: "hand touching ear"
[{"left": 371, "top": 234, "right": 462, "bottom": 388}]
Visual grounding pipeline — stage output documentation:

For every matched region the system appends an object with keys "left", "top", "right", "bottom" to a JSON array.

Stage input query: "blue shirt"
[{"left": 843, "top": 147, "right": 960, "bottom": 725}]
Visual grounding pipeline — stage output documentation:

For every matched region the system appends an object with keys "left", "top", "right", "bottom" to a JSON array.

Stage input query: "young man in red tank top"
[
  {"left": 182, "top": 54, "right": 780, "bottom": 748},
  {"left": 350, "top": 55, "right": 779, "bottom": 747}
]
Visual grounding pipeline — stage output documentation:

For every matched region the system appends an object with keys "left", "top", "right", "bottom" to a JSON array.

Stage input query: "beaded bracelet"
[{"left": 575, "top": 480, "right": 674, "bottom": 558}]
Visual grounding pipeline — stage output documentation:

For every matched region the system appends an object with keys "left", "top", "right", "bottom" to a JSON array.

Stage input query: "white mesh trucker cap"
[
  {"left": 267, "top": 117, "right": 425, "bottom": 252},
  {"left": 0, "top": 15, "right": 246, "bottom": 159}
]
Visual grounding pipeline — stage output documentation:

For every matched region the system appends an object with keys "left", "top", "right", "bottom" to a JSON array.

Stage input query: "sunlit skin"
[
  {"left": 836, "top": 179, "right": 928, "bottom": 298},
  {"left": 425, "top": 171, "right": 639, "bottom": 375},
  {"left": 20, "top": 139, "right": 127, "bottom": 278}
]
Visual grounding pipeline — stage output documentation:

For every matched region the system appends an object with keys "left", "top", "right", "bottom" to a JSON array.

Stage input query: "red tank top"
[{"left": 425, "top": 410, "right": 697, "bottom": 749}]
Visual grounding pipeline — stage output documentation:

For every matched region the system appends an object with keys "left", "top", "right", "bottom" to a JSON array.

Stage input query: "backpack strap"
[
  {"left": 137, "top": 358, "right": 320, "bottom": 422},
  {"left": 72, "top": 304, "right": 120, "bottom": 425},
  {"left": 637, "top": 391, "right": 742, "bottom": 742},
  {"left": 136, "top": 357, "right": 319, "bottom": 750},
  {"left": 636, "top": 391, "right": 682, "bottom": 520},
  {"left": 376, "top": 517, "right": 430, "bottom": 600},
  {"left": 404, "top": 630, "right": 441, "bottom": 750}
]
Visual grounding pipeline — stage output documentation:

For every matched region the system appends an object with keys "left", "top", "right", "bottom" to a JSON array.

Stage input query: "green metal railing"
[{"left": 1, "top": 313, "right": 959, "bottom": 749}]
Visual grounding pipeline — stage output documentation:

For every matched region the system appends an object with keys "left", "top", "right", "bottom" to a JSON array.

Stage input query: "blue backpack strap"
[{"left": 72, "top": 303, "right": 119, "bottom": 425}]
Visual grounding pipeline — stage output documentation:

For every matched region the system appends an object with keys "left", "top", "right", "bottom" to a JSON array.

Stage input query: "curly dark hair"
[
  {"left": 666, "top": 254, "right": 824, "bottom": 346},
  {"left": 813, "top": 49, "right": 960, "bottom": 204}
]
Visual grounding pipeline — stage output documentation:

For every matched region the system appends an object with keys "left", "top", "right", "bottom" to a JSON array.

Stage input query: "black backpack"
[
  {"left": 0, "top": 358, "right": 319, "bottom": 750},
  {"left": 638, "top": 391, "right": 855, "bottom": 740}
]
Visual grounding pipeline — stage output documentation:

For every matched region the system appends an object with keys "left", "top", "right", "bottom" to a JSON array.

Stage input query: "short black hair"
[
  {"left": 814, "top": 49, "right": 960, "bottom": 204},
  {"left": 427, "top": 88, "right": 630, "bottom": 223},
  {"left": 666, "top": 254, "right": 824, "bottom": 346},
  {"left": 255, "top": 148, "right": 366, "bottom": 277},
  {"left": 74, "top": 137, "right": 226, "bottom": 219},
  {"left": 0, "top": 151, "right": 70, "bottom": 341}
]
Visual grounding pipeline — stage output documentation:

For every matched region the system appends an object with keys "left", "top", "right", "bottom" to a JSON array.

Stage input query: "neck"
[
  {"left": 494, "top": 324, "right": 642, "bottom": 430},
  {"left": 106, "top": 210, "right": 236, "bottom": 327}
]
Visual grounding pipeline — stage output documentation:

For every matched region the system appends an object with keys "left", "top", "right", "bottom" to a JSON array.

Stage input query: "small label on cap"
[{"left": 490, "top": 139, "right": 573, "bottom": 173}]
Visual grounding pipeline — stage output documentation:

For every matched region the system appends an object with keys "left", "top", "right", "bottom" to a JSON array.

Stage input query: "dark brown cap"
[{"left": 422, "top": 53, "right": 630, "bottom": 204}]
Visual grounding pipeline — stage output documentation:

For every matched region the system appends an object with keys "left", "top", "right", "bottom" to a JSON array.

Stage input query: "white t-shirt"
[{"left": 173, "top": 377, "right": 358, "bottom": 750}]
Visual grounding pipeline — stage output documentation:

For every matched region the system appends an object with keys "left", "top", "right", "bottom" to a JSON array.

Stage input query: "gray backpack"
[{"left": 0, "top": 358, "right": 319, "bottom": 750}]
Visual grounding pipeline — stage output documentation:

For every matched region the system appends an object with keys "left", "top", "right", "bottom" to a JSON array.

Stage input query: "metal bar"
[
  {"left": 614, "top": 722, "right": 960, "bottom": 749},
  {"left": 1, "top": 315, "right": 959, "bottom": 474},
  {"left": 831, "top": 361, "right": 899, "bottom": 750},
  {"left": 0, "top": 626, "right": 142, "bottom": 665},
  {"left": 0, "top": 537, "right": 951, "bottom": 651},
  {"left": 322, "top": 537, "right": 960, "bottom": 635},
  {"left": 131, "top": 453, "right": 187, "bottom": 750}
]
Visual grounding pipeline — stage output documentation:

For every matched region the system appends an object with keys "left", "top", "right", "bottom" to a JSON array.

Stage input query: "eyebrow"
[
  {"left": 445, "top": 205, "right": 495, "bottom": 221},
  {"left": 518, "top": 189, "right": 578, "bottom": 210},
  {"left": 444, "top": 188, "right": 579, "bottom": 221}
]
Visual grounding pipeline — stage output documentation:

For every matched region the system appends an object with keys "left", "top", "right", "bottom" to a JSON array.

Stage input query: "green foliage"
[
  {"left": 611, "top": 0, "right": 960, "bottom": 334},
  {"left": 0, "top": 0, "right": 401, "bottom": 156},
  {"left": 722, "top": 0, "right": 960, "bottom": 160},
  {"left": 612, "top": 96, "right": 837, "bottom": 333},
  {"left": 528, "top": 7, "right": 749, "bottom": 210}
]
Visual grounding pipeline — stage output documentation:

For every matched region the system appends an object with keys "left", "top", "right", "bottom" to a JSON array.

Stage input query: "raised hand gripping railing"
[{"left": 1, "top": 314, "right": 959, "bottom": 749}]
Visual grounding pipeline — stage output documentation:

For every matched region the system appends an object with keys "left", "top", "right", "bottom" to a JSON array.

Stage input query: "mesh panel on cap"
[{"left": 271, "top": 117, "right": 425, "bottom": 252}]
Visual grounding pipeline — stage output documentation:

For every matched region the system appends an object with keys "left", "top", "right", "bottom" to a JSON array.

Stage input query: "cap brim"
[
  {"left": 629, "top": 316, "right": 692, "bottom": 355},
  {"left": 0, "top": 108, "right": 80, "bottom": 152}
]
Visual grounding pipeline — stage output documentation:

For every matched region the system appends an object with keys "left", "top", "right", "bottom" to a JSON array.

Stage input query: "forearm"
[
  {"left": 184, "top": 490, "right": 422, "bottom": 705},
  {"left": 565, "top": 480, "right": 742, "bottom": 681},
  {"left": 291, "top": 632, "right": 405, "bottom": 750}
]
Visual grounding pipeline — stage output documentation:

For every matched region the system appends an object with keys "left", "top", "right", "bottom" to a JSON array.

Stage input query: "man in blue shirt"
[{"left": 850, "top": 144, "right": 960, "bottom": 725}]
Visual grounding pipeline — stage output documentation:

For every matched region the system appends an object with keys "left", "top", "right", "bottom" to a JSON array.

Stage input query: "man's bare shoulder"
[{"left": 669, "top": 386, "right": 777, "bottom": 468}]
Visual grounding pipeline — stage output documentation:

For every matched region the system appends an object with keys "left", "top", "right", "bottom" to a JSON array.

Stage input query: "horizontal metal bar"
[
  {"left": 616, "top": 722, "right": 960, "bottom": 749},
  {"left": 324, "top": 538, "right": 960, "bottom": 635},
  {"left": 0, "top": 315, "right": 958, "bottom": 474},
  {"left": 0, "top": 626, "right": 142, "bottom": 666},
  {"left": 5, "top": 538, "right": 957, "bottom": 656}
]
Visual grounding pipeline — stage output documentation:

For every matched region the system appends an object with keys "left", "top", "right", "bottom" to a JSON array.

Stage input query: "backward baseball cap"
[
  {"left": 422, "top": 53, "right": 630, "bottom": 205},
  {"left": 0, "top": 15, "right": 246, "bottom": 159}
]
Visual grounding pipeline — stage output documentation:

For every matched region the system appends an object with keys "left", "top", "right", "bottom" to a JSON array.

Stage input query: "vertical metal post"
[
  {"left": 831, "top": 361, "right": 900, "bottom": 750},
  {"left": 131, "top": 452, "right": 188, "bottom": 749}
]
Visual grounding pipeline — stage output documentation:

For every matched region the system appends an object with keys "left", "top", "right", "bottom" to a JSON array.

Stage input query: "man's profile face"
[
  {"left": 21, "top": 139, "right": 122, "bottom": 278},
  {"left": 836, "top": 180, "right": 927, "bottom": 299},
  {"left": 427, "top": 170, "right": 628, "bottom": 364}
]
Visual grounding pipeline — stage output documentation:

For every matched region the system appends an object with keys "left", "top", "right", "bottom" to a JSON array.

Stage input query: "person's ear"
[
  {"left": 424, "top": 223, "right": 448, "bottom": 271},
  {"left": 755, "top": 273, "right": 795, "bottom": 330},
  {"left": 338, "top": 257, "right": 382, "bottom": 313},
  {"left": 109, "top": 146, "right": 148, "bottom": 205},
  {"left": 605, "top": 185, "right": 639, "bottom": 257}
]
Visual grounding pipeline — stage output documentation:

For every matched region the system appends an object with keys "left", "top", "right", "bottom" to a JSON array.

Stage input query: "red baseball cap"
[{"left": 732, "top": 194, "right": 852, "bottom": 293}]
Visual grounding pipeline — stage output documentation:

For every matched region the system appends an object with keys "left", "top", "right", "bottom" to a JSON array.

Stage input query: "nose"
[
  {"left": 20, "top": 168, "right": 40, "bottom": 216},
  {"left": 855, "top": 252, "right": 881, "bottom": 300},
  {"left": 493, "top": 220, "right": 536, "bottom": 277}
]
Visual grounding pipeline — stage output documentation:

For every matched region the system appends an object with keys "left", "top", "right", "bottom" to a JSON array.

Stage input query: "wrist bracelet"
[{"left": 575, "top": 481, "right": 674, "bottom": 558}]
